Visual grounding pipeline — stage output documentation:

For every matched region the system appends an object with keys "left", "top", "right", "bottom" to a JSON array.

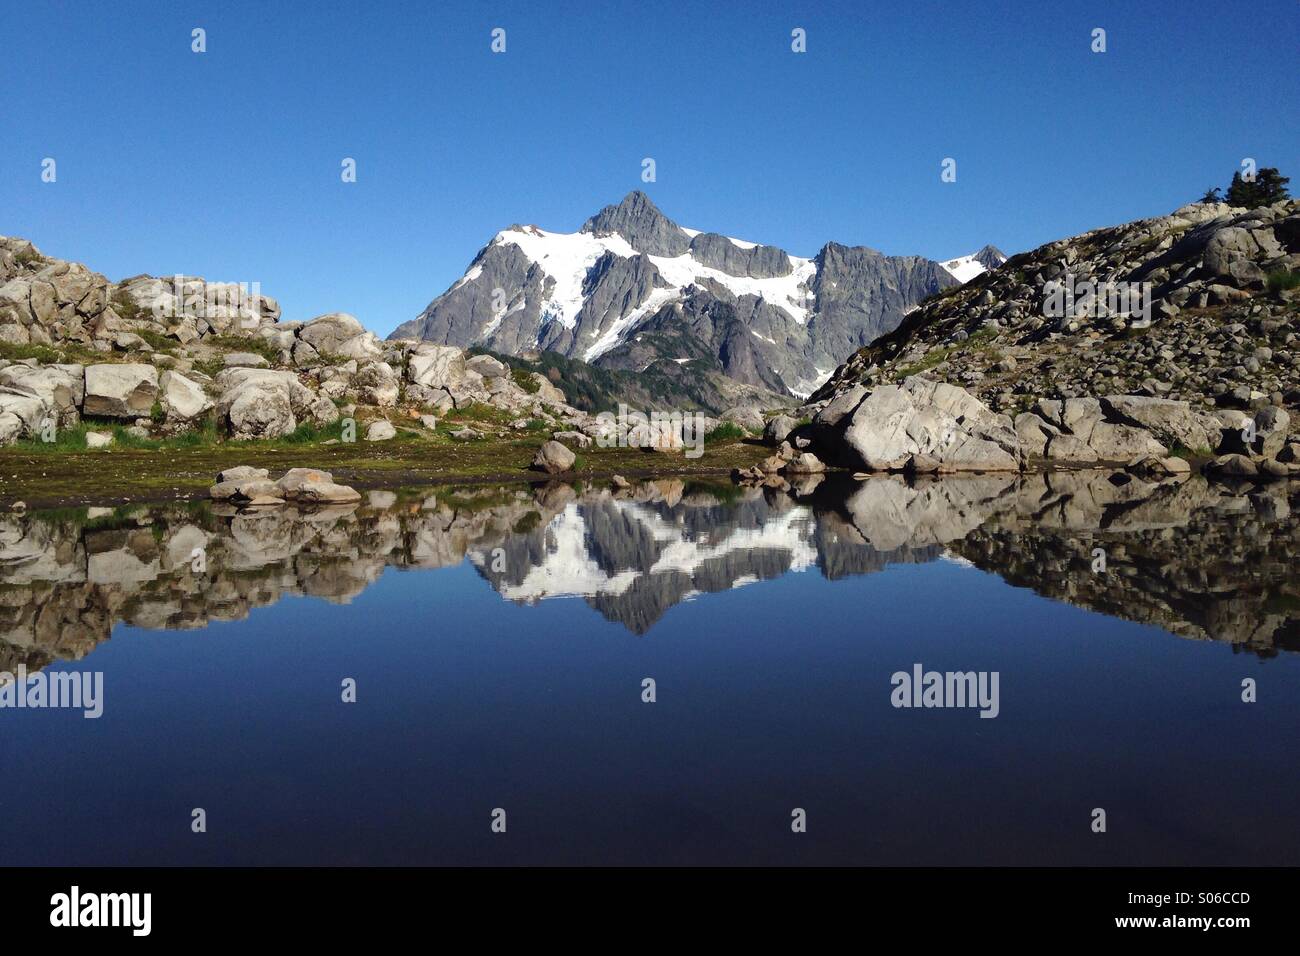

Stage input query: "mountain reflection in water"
[{"left": 4, "top": 470, "right": 1299, "bottom": 677}]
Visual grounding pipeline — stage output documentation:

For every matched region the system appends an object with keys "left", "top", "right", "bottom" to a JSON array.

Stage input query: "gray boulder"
[
  {"left": 83, "top": 364, "right": 159, "bottom": 418},
  {"left": 821, "top": 377, "right": 1020, "bottom": 472},
  {"left": 532, "top": 440, "right": 576, "bottom": 473}
]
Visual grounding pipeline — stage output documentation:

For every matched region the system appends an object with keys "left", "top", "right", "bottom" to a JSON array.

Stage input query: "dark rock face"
[
  {"left": 538, "top": 251, "right": 658, "bottom": 356},
  {"left": 687, "top": 232, "right": 792, "bottom": 278},
  {"left": 972, "top": 245, "right": 1008, "bottom": 271},
  {"left": 809, "top": 242, "right": 958, "bottom": 361},
  {"left": 392, "top": 192, "right": 970, "bottom": 398},
  {"left": 388, "top": 240, "right": 552, "bottom": 355},
  {"left": 580, "top": 191, "right": 692, "bottom": 257}
]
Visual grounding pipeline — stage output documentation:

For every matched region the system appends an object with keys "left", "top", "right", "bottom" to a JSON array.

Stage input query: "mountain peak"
[{"left": 580, "top": 191, "right": 690, "bottom": 257}]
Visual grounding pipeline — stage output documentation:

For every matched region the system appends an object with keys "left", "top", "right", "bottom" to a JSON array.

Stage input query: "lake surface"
[{"left": 2, "top": 471, "right": 1298, "bottom": 865}]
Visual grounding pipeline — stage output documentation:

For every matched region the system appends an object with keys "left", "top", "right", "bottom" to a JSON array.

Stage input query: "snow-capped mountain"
[
  {"left": 391, "top": 192, "right": 1001, "bottom": 398},
  {"left": 940, "top": 244, "right": 1008, "bottom": 283}
]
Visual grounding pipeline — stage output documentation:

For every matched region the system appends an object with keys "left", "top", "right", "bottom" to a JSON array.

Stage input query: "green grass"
[
  {"left": 896, "top": 327, "right": 999, "bottom": 378},
  {"left": 0, "top": 339, "right": 107, "bottom": 365},
  {"left": 270, "top": 418, "right": 348, "bottom": 446},
  {"left": 1266, "top": 269, "right": 1300, "bottom": 293},
  {"left": 205, "top": 334, "right": 281, "bottom": 363},
  {"left": 1169, "top": 443, "right": 1214, "bottom": 461},
  {"left": 511, "top": 367, "right": 541, "bottom": 394},
  {"left": 704, "top": 422, "right": 746, "bottom": 444}
]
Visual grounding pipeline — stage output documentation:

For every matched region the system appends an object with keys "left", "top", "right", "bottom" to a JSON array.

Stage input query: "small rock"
[{"left": 532, "top": 440, "right": 577, "bottom": 473}]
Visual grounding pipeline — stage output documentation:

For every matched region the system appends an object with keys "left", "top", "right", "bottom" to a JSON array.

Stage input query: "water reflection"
[{"left": 2, "top": 470, "right": 1298, "bottom": 678}]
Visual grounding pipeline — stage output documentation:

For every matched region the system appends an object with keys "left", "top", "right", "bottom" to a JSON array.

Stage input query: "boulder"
[
  {"left": 365, "top": 420, "right": 396, "bottom": 441},
  {"left": 354, "top": 361, "right": 400, "bottom": 406},
  {"left": 782, "top": 452, "right": 826, "bottom": 474},
  {"left": 222, "top": 352, "right": 270, "bottom": 369},
  {"left": 764, "top": 414, "right": 799, "bottom": 446},
  {"left": 532, "top": 440, "right": 576, "bottom": 473},
  {"left": 1044, "top": 433, "right": 1098, "bottom": 463},
  {"left": 552, "top": 430, "right": 592, "bottom": 448},
  {"left": 407, "top": 344, "right": 469, "bottom": 391},
  {"left": 464, "top": 353, "right": 507, "bottom": 379},
  {"left": 214, "top": 368, "right": 338, "bottom": 440},
  {"left": 721, "top": 405, "right": 765, "bottom": 433},
  {"left": 820, "top": 378, "right": 1020, "bottom": 472},
  {"left": 85, "top": 430, "right": 113, "bottom": 449},
  {"left": 295, "top": 480, "right": 362, "bottom": 504},
  {"left": 277, "top": 468, "right": 335, "bottom": 499},
  {"left": 83, "top": 363, "right": 158, "bottom": 418},
  {"left": 296, "top": 313, "right": 368, "bottom": 356},
  {"left": 1100, "top": 395, "right": 1220, "bottom": 453},
  {"left": 158, "top": 370, "right": 213, "bottom": 421},
  {"left": 217, "top": 466, "right": 269, "bottom": 483},
  {"left": 1204, "top": 454, "right": 1258, "bottom": 478},
  {"left": 1084, "top": 422, "right": 1167, "bottom": 461},
  {"left": 1014, "top": 411, "right": 1057, "bottom": 457},
  {"left": 0, "top": 363, "right": 83, "bottom": 428}
]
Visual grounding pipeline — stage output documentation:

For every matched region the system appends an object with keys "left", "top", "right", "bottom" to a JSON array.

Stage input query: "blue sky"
[{"left": 5, "top": 0, "right": 1297, "bottom": 337}]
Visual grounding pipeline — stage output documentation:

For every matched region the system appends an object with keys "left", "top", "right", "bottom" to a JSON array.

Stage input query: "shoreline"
[{"left": 0, "top": 437, "right": 771, "bottom": 511}]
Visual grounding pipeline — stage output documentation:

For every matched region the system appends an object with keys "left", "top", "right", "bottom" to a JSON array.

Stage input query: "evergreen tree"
[
  {"left": 1224, "top": 171, "right": 1253, "bottom": 206},
  {"left": 1254, "top": 168, "right": 1291, "bottom": 204},
  {"left": 1223, "top": 167, "right": 1292, "bottom": 207}
]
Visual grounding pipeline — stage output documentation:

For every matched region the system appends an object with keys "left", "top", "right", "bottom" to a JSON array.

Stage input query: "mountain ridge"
[{"left": 390, "top": 191, "right": 1004, "bottom": 397}]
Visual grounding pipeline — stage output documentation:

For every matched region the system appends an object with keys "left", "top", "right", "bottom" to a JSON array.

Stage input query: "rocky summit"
[
  {"left": 389, "top": 191, "right": 1003, "bottom": 398},
  {"left": 756, "top": 198, "right": 1300, "bottom": 484}
]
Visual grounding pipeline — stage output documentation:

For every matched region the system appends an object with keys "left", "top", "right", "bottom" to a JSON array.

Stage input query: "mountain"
[
  {"left": 940, "top": 244, "right": 1007, "bottom": 283},
  {"left": 390, "top": 192, "right": 997, "bottom": 398},
  {"left": 810, "top": 198, "right": 1300, "bottom": 417}
]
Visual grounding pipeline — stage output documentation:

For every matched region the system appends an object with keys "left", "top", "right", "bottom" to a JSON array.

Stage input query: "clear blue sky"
[{"left": 5, "top": 0, "right": 1297, "bottom": 337}]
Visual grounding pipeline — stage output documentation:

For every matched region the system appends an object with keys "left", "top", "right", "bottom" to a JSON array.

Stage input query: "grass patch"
[
  {"left": 896, "top": 327, "right": 998, "bottom": 378},
  {"left": 1169, "top": 443, "right": 1214, "bottom": 460},
  {"left": 269, "top": 418, "right": 348, "bottom": 446},
  {"left": 1266, "top": 269, "right": 1300, "bottom": 293},
  {"left": 704, "top": 422, "right": 746, "bottom": 444},
  {"left": 511, "top": 367, "right": 541, "bottom": 394},
  {"left": 206, "top": 334, "right": 281, "bottom": 363}
]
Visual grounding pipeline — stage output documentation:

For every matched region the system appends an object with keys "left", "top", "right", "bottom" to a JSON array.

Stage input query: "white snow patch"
[
  {"left": 487, "top": 223, "right": 818, "bottom": 360},
  {"left": 451, "top": 264, "right": 482, "bottom": 291},
  {"left": 788, "top": 367, "right": 833, "bottom": 400},
  {"left": 495, "top": 226, "right": 638, "bottom": 330},
  {"left": 940, "top": 250, "right": 1005, "bottom": 284}
]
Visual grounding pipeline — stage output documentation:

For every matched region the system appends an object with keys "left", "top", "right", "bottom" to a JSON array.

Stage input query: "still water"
[{"left": 2, "top": 471, "right": 1297, "bottom": 865}]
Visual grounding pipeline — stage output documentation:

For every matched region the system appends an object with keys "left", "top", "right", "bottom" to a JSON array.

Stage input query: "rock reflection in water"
[{"left": 2, "top": 470, "right": 1298, "bottom": 678}]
